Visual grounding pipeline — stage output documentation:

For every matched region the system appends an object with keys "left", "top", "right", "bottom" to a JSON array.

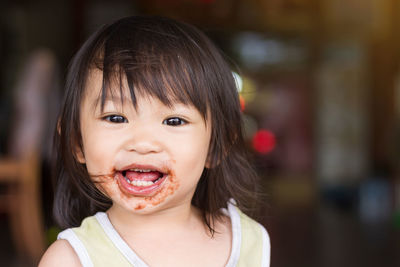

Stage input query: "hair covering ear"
[
  {"left": 58, "top": 116, "right": 86, "bottom": 164},
  {"left": 75, "top": 146, "right": 86, "bottom": 164},
  {"left": 205, "top": 158, "right": 212, "bottom": 169},
  {"left": 205, "top": 150, "right": 221, "bottom": 169}
]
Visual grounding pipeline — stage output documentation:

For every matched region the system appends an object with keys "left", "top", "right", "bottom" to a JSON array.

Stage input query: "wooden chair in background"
[{"left": 0, "top": 49, "right": 59, "bottom": 265}]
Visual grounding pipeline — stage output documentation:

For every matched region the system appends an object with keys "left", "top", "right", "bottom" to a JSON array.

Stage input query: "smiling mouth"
[
  {"left": 116, "top": 166, "right": 169, "bottom": 196},
  {"left": 121, "top": 169, "right": 165, "bottom": 186}
]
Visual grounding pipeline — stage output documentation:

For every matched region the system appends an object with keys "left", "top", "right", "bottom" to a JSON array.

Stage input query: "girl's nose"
[
  {"left": 123, "top": 126, "right": 162, "bottom": 155},
  {"left": 125, "top": 140, "right": 162, "bottom": 154}
]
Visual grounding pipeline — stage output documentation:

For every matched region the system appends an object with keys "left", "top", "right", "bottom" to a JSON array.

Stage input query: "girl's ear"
[
  {"left": 58, "top": 117, "right": 86, "bottom": 163},
  {"left": 205, "top": 147, "right": 214, "bottom": 169},
  {"left": 205, "top": 152, "right": 219, "bottom": 169},
  {"left": 75, "top": 146, "right": 86, "bottom": 164},
  {"left": 205, "top": 158, "right": 212, "bottom": 169}
]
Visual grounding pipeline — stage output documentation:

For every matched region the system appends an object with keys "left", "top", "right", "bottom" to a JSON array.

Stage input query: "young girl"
[{"left": 39, "top": 16, "right": 270, "bottom": 267}]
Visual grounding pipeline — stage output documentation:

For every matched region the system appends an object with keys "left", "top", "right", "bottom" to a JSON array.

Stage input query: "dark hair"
[{"left": 54, "top": 16, "right": 260, "bottom": 234}]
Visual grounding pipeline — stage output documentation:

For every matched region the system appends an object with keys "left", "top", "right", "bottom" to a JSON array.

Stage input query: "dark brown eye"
[
  {"left": 163, "top": 117, "right": 187, "bottom": 126},
  {"left": 104, "top": 115, "right": 127, "bottom": 123}
]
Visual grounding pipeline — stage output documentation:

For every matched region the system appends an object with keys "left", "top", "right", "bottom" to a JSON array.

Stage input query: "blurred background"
[{"left": 0, "top": 0, "right": 400, "bottom": 266}]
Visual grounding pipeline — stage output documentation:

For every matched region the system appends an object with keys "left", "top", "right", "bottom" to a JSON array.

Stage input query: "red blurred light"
[
  {"left": 239, "top": 95, "right": 245, "bottom": 111},
  {"left": 252, "top": 129, "right": 276, "bottom": 154}
]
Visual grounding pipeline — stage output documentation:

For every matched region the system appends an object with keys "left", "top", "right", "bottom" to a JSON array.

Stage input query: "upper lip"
[{"left": 118, "top": 163, "right": 170, "bottom": 174}]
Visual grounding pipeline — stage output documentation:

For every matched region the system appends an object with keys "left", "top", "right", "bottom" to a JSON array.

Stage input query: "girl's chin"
[{"left": 113, "top": 198, "right": 168, "bottom": 213}]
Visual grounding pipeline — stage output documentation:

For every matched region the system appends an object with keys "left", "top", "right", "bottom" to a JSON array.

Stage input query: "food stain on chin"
[
  {"left": 91, "top": 169, "right": 180, "bottom": 211},
  {"left": 136, "top": 172, "right": 179, "bottom": 210}
]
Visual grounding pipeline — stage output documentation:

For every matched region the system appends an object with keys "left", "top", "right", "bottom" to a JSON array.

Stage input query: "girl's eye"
[
  {"left": 103, "top": 115, "right": 128, "bottom": 123},
  {"left": 163, "top": 117, "right": 187, "bottom": 126}
]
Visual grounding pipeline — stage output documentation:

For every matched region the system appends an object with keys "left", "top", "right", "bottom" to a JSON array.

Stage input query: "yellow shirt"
[{"left": 58, "top": 201, "right": 270, "bottom": 267}]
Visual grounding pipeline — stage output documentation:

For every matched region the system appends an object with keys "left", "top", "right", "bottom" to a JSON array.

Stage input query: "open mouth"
[
  {"left": 121, "top": 169, "right": 165, "bottom": 187},
  {"left": 116, "top": 165, "right": 169, "bottom": 196}
]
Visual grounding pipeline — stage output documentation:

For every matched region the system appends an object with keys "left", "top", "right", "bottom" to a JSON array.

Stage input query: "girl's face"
[{"left": 77, "top": 70, "right": 212, "bottom": 214}]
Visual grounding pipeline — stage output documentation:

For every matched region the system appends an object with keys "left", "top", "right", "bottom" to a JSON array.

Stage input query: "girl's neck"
[{"left": 106, "top": 201, "right": 203, "bottom": 235}]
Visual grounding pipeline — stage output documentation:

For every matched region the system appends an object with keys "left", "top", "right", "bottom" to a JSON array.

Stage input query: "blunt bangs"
[{"left": 87, "top": 16, "right": 234, "bottom": 122}]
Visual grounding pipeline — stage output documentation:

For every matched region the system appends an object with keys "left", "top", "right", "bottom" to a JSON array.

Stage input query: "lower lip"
[{"left": 116, "top": 172, "right": 167, "bottom": 196}]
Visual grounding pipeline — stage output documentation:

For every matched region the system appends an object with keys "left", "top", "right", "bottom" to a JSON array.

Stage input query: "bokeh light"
[{"left": 252, "top": 129, "right": 276, "bottom": 154}]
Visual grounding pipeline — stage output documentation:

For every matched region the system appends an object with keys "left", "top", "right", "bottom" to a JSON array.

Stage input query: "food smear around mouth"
[
  {"left": 139, "top": 172, "right": 179, "bottom": 210},
  {"left": 91, "top": 167, "right": 180, "bottom": 211}
]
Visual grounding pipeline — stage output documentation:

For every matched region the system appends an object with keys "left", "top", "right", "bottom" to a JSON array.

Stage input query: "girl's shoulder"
[
  {"left": 38, "top": 239, "right": 81, "bottom": 267},
  {"left": 39, "top": 214, "right": 99, "bottom": 267},
  {"left": 225, "top": 201, "right": 270, "bottom": 267}
]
